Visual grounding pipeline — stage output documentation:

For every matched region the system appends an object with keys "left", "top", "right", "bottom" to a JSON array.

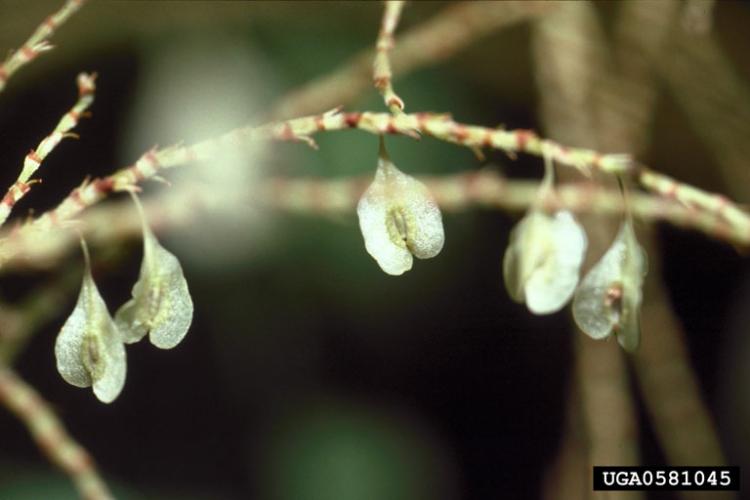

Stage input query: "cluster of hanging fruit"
[
  {"left": 357, "top": 139, "right": 647, "bottom": 352},
  {"left": 54, "top": 138, "right": 647, "bottom": 403},
  {"left": 55, "top": 193, "right": 193, "bottom": 403}
]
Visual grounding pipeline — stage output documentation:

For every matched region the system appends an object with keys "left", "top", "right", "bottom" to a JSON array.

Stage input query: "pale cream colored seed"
[
  {"left": 81, "top": 334, "right": 103, "bottom": 381},
  {"left": 385, "top": 205, "right": 412, "bottom": 250}
]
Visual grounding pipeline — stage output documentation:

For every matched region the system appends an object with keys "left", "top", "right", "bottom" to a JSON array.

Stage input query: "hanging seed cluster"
[
  {"left": 55, "top": 195, "right": 193, "bottom": 403},
  {"left": 357, "top": 141, "right": 647, "bottom": 352}
]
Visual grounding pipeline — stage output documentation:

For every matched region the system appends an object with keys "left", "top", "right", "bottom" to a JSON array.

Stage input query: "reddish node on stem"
[
  {"left": 26, "top": 150, "right": 42, "bottom": 165},
  {"left": 373, "top": 76, "right": 388, "bottom": 90},
  {"left": 70, "top": 189, "right": 85, "bottom": 208},
  {"left": 20, "top": 46, "right": 36, "bottom": 61},
  {"left": 43, "top": 16, "right": 56, "bottom": 32},
  {"left": 664, "top": 180, "right": 678, "bottom": 199},
  {"left": 481, "top": 130, "right": 493, "bottom": 148},
  {"left": 279, "top": 123, "right": 295, "bottom": 141},
  {"left": 591, "top": 153, "right": 602, "bottom": 168},
  {"left": 94, "top": 178, "right": 114, "bottom": 194},
  {"left": 451, "top": 125, "right": 468, "bottom": 143},
  {"left": 715, "top": 194, "right": 729, "bottom": 214},
  {"left": 344, "top": 113, "right": 362, "bottom": 128},
  {"left": 515, "top": 130, "right": 533, "bottom": 151}
]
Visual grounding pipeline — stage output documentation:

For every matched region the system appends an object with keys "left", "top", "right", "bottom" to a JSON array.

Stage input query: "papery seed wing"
[
  {"left": 357, "top": 188, "right": 414, "bottom": 275},
  {"left": 615, "top": 221, "right": 647, "bottom": 352},
  {"left": 358, "top": 141, "right": 444, "bottom": 275},
  {"left": 145, "top": 234, "right": 194, "bottom": 349},
  {"left": 525, "top": 211, "right": 587, "bottom": 314},
  {"left": 55, "top": 269, "right": 127, "bottom": 404},
  {"left": 502, "top": 234, "right": 525, "bottom": 303},
  {"left": 357, "top": 167, "right": 414, "bottom": 276},
  {"left": 55, "top": 276, "right": 93, "bottom": 389},
  {"left": 572, "top": 226, "right": 627, "bottom": 339},
  {"left": 396, "top": 175, "right": 444, "bottom": 260},
  {"left": 91, "top": 318, "right": 127, "bottom": 404},
  {"left": 502, "top": 212, "right": 546, "bottom": 303},
  {"left": 115, "top": 216, "right": 194, "bottom": 349},
  {"left": 114, "top": 279, "right": 148, "bottom": 344}
]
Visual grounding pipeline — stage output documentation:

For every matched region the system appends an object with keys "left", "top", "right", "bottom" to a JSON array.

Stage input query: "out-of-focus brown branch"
[
  {"left": 269, "top": 1, "right": 557, "bottom": 120},
  {"left": 535, "top": 3, "right": 728, "bottom": 498},
  {"left": 635, "top": 234, "right": 726, "bottom": 466},
  {"left": 634, "top": 229, "right": 732, "bottom": 500},
  {"left": 681, "top": 0, "right": 717, "bottom": 35},
  {"left": 661, "top": 30, "right": 750, "bottom": 203},
  {"left": 0, "top": 367, "right": 113, "bottom": 500},
  {"left": 577, "top": 336, "right": 641, "bottom": 500},
  {"left": 597, "top": 0, "right": 680, "bottom": 154},
  {"left": 604, "top": 0, "right": 730, "bottom": 481},
  {"left": 533, "top": 4, "right": 643, "bottom": 499},
  {"left": 541, "top": 390, "right": 587, "bottom": 500}
]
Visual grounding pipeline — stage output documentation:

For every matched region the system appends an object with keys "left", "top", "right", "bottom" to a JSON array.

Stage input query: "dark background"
[{"left": 0, "top": 2, "right": 749, "bottom": 499}]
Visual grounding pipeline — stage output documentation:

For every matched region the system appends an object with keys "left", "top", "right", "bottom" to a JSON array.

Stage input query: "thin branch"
[
  {"left": 373, "top": 0, "right": 405, "bottom": 114},
  {"left": 532, "top": 5, "right": 648, "bottom": 496},
  {"left": 0, "top": 367, "right": 113, "bottom": 500},
  {"left": 0, "top": 72, "right": 96, "bottom": 227},
  {"left": 258, "top": 174, "right": 747, "bottom": 247},
  {"left": 0, "top": 106, "right": 746, "bottom": 270},
  {"left": 1, "top": 172, "right": 744, "bottom": 271},
  {"left": 0, "top": 0, "right": 86, "bottom": 94},
  {"left": 635, "top": 229, "right": 727, "bottom": 467}
]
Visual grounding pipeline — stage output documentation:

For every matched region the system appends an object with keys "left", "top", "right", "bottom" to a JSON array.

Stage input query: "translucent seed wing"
[
  {"left": 114, "top": 278, "right": 148, "bottom": 344},
  {"left": 357, "top": 170, "right": 413, "bottom": 276},
  {"left": 55, "top": 270, "right": 127, "bottom": 404},
  {"left": 54, "top": 278, "right": 93, "bottom": 388},
  {"left": 525, "top": 211, "right": 587, "bottom": 314},
  {"left": 615, "top": 221, "right": 647, "bottom": 352},
  {"left": 572, "top": 226, "right": 627, "bottom": 339},
  {"left": 91, "top": 317, "right": 127, "bottom": 404},
  {"left": 358, "top": 143, "right": 444, "bottom": 275},
  {"left": 502, "top": 212, "right": 547, "bottom": 303},
  {"left": 146, "top": 236, "right": 194, "bottom": 349},
  {"left": 115, "top": 207, "right": 194, "bottom": 349},
  {"left": 502, "top": 232, "right": 525, "bottom": 302},
  {"left": 396, "top": 175, "right": 444, "bottom": 260}
]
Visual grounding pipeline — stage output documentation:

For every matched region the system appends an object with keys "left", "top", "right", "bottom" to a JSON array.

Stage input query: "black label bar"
[{"left": 593, "top": 466, "right": 740, "bottom": 491}]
